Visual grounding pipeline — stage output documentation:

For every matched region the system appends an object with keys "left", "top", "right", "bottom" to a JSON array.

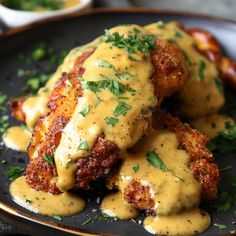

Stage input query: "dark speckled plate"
[{"left": 0, "top": 8, "right": 236, "bottom": 236}]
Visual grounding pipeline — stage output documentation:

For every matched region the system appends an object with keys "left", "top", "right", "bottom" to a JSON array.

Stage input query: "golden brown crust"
[
  {"left": 153, "top": 110, "right": 220, "bottom": 200},
  {"left": 151, "top": 38, "right": 188, "bottom": 105},
  {"left": 187, "top": 28, "right": 236, "bottom": 90}
]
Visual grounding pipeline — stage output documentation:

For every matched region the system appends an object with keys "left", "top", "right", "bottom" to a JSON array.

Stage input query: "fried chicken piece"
[
  {"left": 107, "top": 111, "right": 220, "bottom": 215},
  {"left": 24, "top": 35, "right": 188, "bottom": 194},
  {"left": 153, "top": 110, "right": 220, "bottom": 200}
]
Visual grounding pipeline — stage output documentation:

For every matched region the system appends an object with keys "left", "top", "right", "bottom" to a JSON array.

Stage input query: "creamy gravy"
[
  {"left": 2, "top": 126, "right": 31, "bottom": 152},
  {"left": 100, "top": 192, "right": 139, "bottom": 220},
  {"left": 10, "top": 176, "right": 85, "bottom": 216},
  {"left": 191, "top": 114, "right": 234, "bottom": 138},
  {"left": 55, "top": 25, "right": 157, "bottom": 192},
  {"left": 144, "top": 208, "right": 210, "bottom": 236},
  {"left": 146, "top": 22, "right": 225, "bottom": 118},
  {"left": 117, "top": 129, "right": 201, "bottom": 215}
]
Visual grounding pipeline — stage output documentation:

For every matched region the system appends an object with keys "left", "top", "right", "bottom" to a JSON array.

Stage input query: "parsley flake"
[
  {"left": 80, "top": 105, "right": 90, "bottom": 117},
  {"left": 43, "top": 153, "right": 54, "bottom": 165},
  {"left": 114, "top": 102, "right": 132, "bottom": 117},
  {"left": 105, "top": 117, "right": 119, "bottom": 127},
  {"left": 104, "top": 29, "right": 156, "bottom": 55},
  {"left": 198, "top": 60, "right": 206, "bottom": 80},
  {"left": 53, "top": 215, "right": 62, "bottom": 221},
  {"left": 25, "top": 199, "right": 33, "bottom": 204},
  {"left": 215, "top": 77, "right": 224, "bottom": 93},
  {"left": 7, "top": 166, "right": 24, "bottom": 180},
  {"left": 97, "top": 60, "right": 115, "bottom": 70},
  {"left": 116, "top": 72, "right": 133, "bottom": 80},
  {"left": 78, "top": 138, "right": 89, "bottom": 151},
  {"left": 214, "top": 223, "right": 227, "bottom": 230},
  {"left": 133, "top": 164, "right": 139, "bottom": 173},
  {"left": 146, "top": 151, "right": 170, "bottom": 172}
]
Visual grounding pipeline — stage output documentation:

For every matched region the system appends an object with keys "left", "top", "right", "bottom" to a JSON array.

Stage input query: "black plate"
[{"left": 0, "top": 8, "right": 236, "bottom": 236}]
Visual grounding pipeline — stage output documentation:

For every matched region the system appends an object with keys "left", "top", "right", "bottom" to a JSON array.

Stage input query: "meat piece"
[
  {"left": 24, "top": 36, "right": 188, "bottom": 194},
  {"left": 187, "top": 28, "right": 236, "bottom": 90},
  {"left": 153, "top": 110, "right": 220, "bottom": 200},
  {"left": 151, "top": 38, "right": 188, "bottom": 105}
]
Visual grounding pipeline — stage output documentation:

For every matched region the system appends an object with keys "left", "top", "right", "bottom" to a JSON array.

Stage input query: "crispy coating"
[
  {"left": 108, "top": 111, "right": 219, "bottom": 214},
  {"left": 25, "top": 38, "right": 188, "bottom": 194},
  {"left": 153, "top": 110, "right": 220, "bottom": 200},
  {"left": 151, "top": 38, "right": 188, "bottom": 105},
  {"left": 187, "top": 28, "right": 236, "bottom": 90}
]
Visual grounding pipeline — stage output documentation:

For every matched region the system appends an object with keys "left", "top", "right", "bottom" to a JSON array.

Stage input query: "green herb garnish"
[
  {"left": 78, "top": 138, "right": 89, "bottom": 151},
  {"left": 84, "top": 79, "right": 135, "bottom": 97},
  {"left": 198, "top": 60, "right": 206, "bottom": 80},
  {"left": 32, "top": 45, "right": 47, "bottom": 61},
  {"left": 114, "top": 102, "right": 132, "bottom": 117},
  {"left": 214, "top": 223, "right": 227, "bottom": 230},
  {"left": 104, "top": 29, "right": 156, "bottom": 55},
  {"left": 53, "top": 215, "right": 62, "bottom": 221},
  {"left": 208, "top": 122, "right": 236, "bottom": 154},
  {"left": 97, "top": 60, "right": 115, "bottom": 70},
  {"left": 215, "top": 77, "right": 224, "bottom": 93},
  {"left": 43, "top": 153, "right": 54, "bottom": 165},
  {"left": 7, "top": 166, "right": 24, "bottom": 180},
  {"left": 116, "top": 72, "right": 133, "bottom": 80},
  {"left": 105, "top": 117, "right": 119, "bottom": 127},
  {"left": 66, "top": 159, "right": 72, "bottom": 169},
  {"left": 82, "top": 218, "right": 92, "bottom": 225},
  {"left": 156, "top": 22, "right": 165, "bottom": 29},
  {"left": 25, "top": 199, "right": 33, "bottom": 204},
  {"left": 132, "top": 164, "right": 139, "bottom": 173},
  {"left": 182, "top": 50, "right": 192, "bottom": 66},
  {"left": 146, "top": 151, "right": 170, "bottom": 172},
  {"left": 80, "top": 105, "right": 90, "bottom": 117}
]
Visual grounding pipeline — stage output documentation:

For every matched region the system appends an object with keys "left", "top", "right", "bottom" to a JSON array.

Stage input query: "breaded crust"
[
  {"left": 25, "top": 38, "right": 188, "bottom": 194},
  {"left": 153, "top": 110, "right": 220, "bottom": 200},
  {"left": 151, "top": 38, "right": 188, "bottom": 105}
]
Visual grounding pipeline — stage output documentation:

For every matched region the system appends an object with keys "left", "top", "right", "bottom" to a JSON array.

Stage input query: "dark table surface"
[{"left": 1, "top": 0, "right": 236, "bottom": 235}]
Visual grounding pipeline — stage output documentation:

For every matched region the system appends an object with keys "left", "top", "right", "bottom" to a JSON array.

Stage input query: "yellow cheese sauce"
[
  {"left": 2, "top": 126, "right": 31, "bottom": 152},
  {"left": 144, "top": 208, "right": 210, "bottom": 236},
  {"left": 10, "top": 176, "right": 85, "bottom": 216},
  {"left": 146, "top": 22, "right": 225, "bottom": 118},
  {"left": 22, "top": 38, "right": 102, "bottom": 129},
  {"left": 63, "top": 0, "right": 81, "bottom": 9},
  {"left": 55, "top": 25, "right": 157, "bottom": 192},
  {"left": 190, "top": 114, "right": 235, "bottom": 138},
  {"left": 100, "top": 192, "right": 139, "bottom": 220}
]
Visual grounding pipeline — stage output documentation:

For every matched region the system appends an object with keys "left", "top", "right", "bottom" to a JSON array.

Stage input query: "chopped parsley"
[
  {"left": 104, "top": 29, "right": 156, "bottom": 55},
  {"left": 0, "top": 115, "right": 9, "bottom": 133},
  {"left": 114, "top": 102, "right": 132, "bottom": 117},
  {"left": 105, "top": 117, "right": 119, "bottom": 127},
  {"left": 208, "top": 122, "right": 236, "bottom": 154},
  {"left": 66, "top": 159, "right": 72, "bottom": 169},
  {"left": 0, "top": 92, "right": 7, "bottom": 112},
  {"left": 97, "top": 60, "right": 115, "bottom": 70},
  {"left": 82, "top": 218, "right": 92, "bottom": 225},
  {"left": 7, "top": 166, "right": 24, "bottom": 180},
  {"left": 78, "top": 138, "right": 89, "bottom": 151},
  {"left": 146, "top": 151, "right": 170, "bottom": 172},
  {"left": 80, "top": 105, "right": 90, "bottom": 117},
  {"left": 132, "top": 164, "right": 139, "bottom": 173},
  {"left": 43, "top": 153, "right": 54, "bottom": 165},
  {"left": 214, "top": 223, "right": 227, "bottom": 230},
  {"left": 182, "top": 50, "right": 192, "bottom": 66},
  {"left": 156, "top": 22, "right": 165, "bottom": 29},
  {"left": 174, "top": 31, "right": 182, "bottom": 38},
  {"left": 215, "top": 77, "right": 224, "bottom": 93},
  {"left": 83, "top": 79, "right": 135, "bottom": 97},
  {"left": 25, "top": 199, "right": 33, "bottom": 204},
  {"left": 32, "top": 45, "right": 47, "bottom": 61},
  {"left": 53, "top": 215, "right": 62, "bottom": 221},
  {"left": 116, "top": 72, "right": 133, "bottom": 80},
  {"left": 198, "top": 60, "right": 206, "bottom": 80}
]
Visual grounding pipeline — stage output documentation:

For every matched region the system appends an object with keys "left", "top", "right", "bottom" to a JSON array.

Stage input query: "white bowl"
[{"left": 0, "top": 0, "right": 92, "bottom": 28}]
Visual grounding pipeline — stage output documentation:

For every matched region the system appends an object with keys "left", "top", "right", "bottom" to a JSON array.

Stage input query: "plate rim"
[{"left": 0, "top": 7, "right": 235, "bottom": 236}]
